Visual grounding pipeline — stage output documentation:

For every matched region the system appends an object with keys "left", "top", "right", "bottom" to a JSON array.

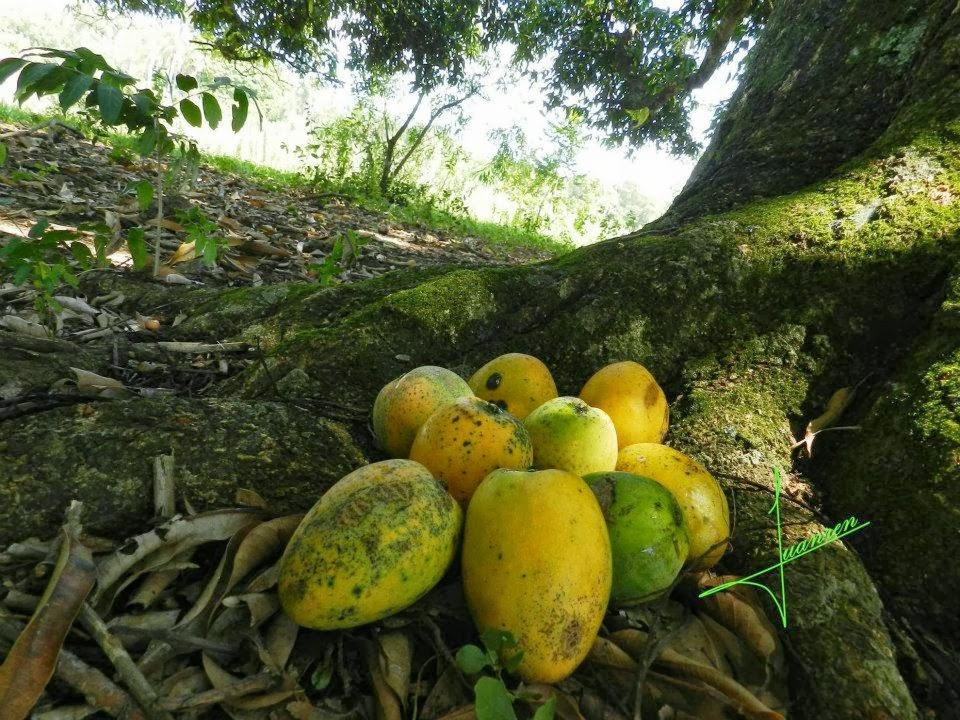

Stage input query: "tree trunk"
[{"left": 3, "top": 0, "right": 959, "bottom": 716}]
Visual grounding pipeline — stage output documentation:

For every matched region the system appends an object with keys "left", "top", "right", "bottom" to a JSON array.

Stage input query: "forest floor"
[{"left": 0, "top": 116, "right": 557, "bottom": 288}]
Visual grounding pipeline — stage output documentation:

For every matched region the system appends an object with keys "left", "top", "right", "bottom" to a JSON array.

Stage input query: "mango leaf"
[
  {"left": 532, "top": 696, "right": 557, "bottom": 720},
  {"left": 0, "top": 503, "right": 96, "bottom": 720},
  {"left": 456, "top": 644, "right": 491, "bottom": 674},
  {"left": 0, "top": 57, "right": 27, "bottom": 85},
  {"left": 626, "top": 107, "right": 651, "bottom": 127},
  {"left": 15, "top": 62, "right": 57, "bottom": 101},
  {"left": 96, "top": 83, "right": 124, "bottom": 124},
  {"left": 133, "top": 180, "right": 154, "bottom": 212},
  {"left": 126, "top": 227, "right": 149, "bottom": 270},
  {"left": 201, "top": 92, "right": 222, "bottom": 129},
  {"left": 179, "top": 98, "right": 202, "bottom": 128},
  {"left": 175, "top": 73, "right": 198, "bottom": 92},
  {"left": 231, "top": 87, "right": 249, "bottom": 132},
  {"left": 58, "top": 72, "right": 93, "bottom": 111},
  {"left": 474, "top": 677, "right": 516, "bottom": 720}
]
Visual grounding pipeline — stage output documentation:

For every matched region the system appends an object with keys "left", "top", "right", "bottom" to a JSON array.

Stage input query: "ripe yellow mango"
[
  {"left": 616, "top": 444, "right": 729, "bottom": 570},
  {"left": 468, "top": 353, "right": 558, "bottom": 419},
  {"left": 372, "top": 366, "right": 473, "bottom": 458},
  {"left": 579, "top": 361, "right": 669, "bottom": 448},
  {"left": 462, "top": 468, "right": 612, "bottom": 683},
  {"left": 409, "top": 397, "right": 533, "bottom": 504},
  {"left": 523, "top": 396, "right": 618, "bottom": 476},
  {"left": 278, "top": 459, "right": 462, "bottom": 630}
]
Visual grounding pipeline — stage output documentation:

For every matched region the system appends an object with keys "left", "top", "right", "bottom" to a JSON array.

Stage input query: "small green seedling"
[{"left": 455, "top": 631, "right": 556, "bottom": 720}]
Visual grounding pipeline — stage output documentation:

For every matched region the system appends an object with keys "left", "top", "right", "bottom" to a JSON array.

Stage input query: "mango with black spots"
[
  {"left": 616, "top": 443, "right": 729, "bottom": 570},
  {"left": 579, "top": 361, "right": 669, "bottom": 448},
  {"left": 409, "top": 397, "right": 533, "bottom": 504},
  {"left": 278, "top": 459, "right": 462, "bottom": 630},
  {"left": 372, "top": 366, "right": 473, "bottom": 458},
  {"left": 523, "top": 396, "right": 618, "bottom": 476},
  {"left": 583, "top": 471, "right": 689, "bottom": 605},
  {"left": 468, "top": 353, "right": 558, "bottom": 419},
  {"left": 462, "top": 468, "right": 612, "bottom": 683}
]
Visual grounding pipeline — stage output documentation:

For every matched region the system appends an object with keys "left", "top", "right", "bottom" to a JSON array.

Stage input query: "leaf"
[
  {"left": 800, "top": 386, "right": 856, "bottom": 456},
  {"left": 71, "top": 367, "right": 126, "bottom": 394},
  {"left": 231, "top": 87, "right": 249, "bottom": 132},
  {"left": 201, "top": 92, "right": 222, "bottom": 129},
  {"left": 586, "top": 636, "right": 638, "bottom": 673},
  {"left": 126, "top": 227, "right": 149, "bottom": 270},
  {"left": 15, "top": 62, "right": 57, "bottom": 101},
  {"left": 136, "top": 126, "right": 158, "bottom": 156},
  {"left": 58, "top": 72, "right": 93, "bottom": 111},
  {"left": 698, "top": 588, "right": 778, "bottom": 661},
  {"left": 0, "top": 504, "right": 96, "bottom": 720},
  {"left": 474, "top": 677, "right": 516, "bottom": 720},
  {"left": 133, "top": 180, "right": 154, "bottom": 212},
  {"left": 175, "top": 73, "right": 198, "bottom": 92},
  {"left": 626, "top": 107, "right": 651, "bottom": 127},
  {"left": 226, "top": 514, "right": 302, "bottom": 592},
  {"left": 0, "top": 142, "right": 6, "bottom": 167},
  {"left": 0, "top": 57, "right": 27, "bottom": 85},
  {"left": 93, "top": 509, "right": 262, "bottom": 607},
  {"left": 456, "top": 645, "right": 491, "bottom": 675},
  {"left": 96, "top": 83, "right": 124, "bottom": 124},
  {"left": 367, "top": 633, "right": 413, "bottom": 720},
  {"left": 532, "top": 696, "right": 557, "bottom": 720},
  {"left": 179, "top": 98, "right": 202, "bottom": 128}
]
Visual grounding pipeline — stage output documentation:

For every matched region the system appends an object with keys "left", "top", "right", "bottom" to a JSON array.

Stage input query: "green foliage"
[
  {"left": 98, "top": 0, "right": 767, "bottom": 154},
  {"left": 455, "top": 631, "right": 554, "bottom": 720},
  {"left": 1, "top": 47, "right": 258, "bottom": 275},
  {"left": 177, "top": 208, "right": 225, "bottom": 267},
  {"left": 0, "top": 220, "right": 106, "bottom": 318}
]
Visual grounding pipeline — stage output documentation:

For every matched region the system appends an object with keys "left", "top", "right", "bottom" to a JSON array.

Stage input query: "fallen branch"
[{"left": 77, "top": 604, "right": 172, "bottom": 720}]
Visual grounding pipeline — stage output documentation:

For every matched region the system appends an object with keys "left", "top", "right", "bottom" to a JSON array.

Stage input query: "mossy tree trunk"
[{"left": 3, "top": 0, "right": 960, "bottom": 716}]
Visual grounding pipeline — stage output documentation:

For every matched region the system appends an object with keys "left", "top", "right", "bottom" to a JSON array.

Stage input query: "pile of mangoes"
[{"left": 278, "top": 355, "right": 730, "bottom": 683}]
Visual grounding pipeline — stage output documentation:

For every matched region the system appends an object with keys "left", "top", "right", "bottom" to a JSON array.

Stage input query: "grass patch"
[{"left": 0, "top": 102, "right": 571, "bottom": 257}]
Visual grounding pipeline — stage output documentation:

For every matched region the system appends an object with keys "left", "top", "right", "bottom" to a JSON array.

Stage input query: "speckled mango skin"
[
  {"left": 372, "top": 366, "right": 473, "bottom": 458},
  {"left": 462, "top": 468, "right": 612, "bottom": 683},
  {"left": 409, "top": 397, "right": 533, "bottom": 504},
  {"left": 523, "top": 397, "right": 618, "bottom": 476},
  {"left": 579, "top": 361, "right": 669, "bottom": 448},
  {"left": 278, "top": 459, "right": 462, "bottom": 630},
  {"left": 468, "top": 353, "right": 559, "bottom": 420},
  {"left": 616, "top": 444, "right": 729, "bottom": 570},
  {"left": 583, "top": 471, "right": 689, "bottom": 606}
]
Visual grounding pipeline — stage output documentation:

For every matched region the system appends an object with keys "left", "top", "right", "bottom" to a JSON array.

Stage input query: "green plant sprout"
[{"left": 455, "top": 630, "right": 557, "bottom": 720}]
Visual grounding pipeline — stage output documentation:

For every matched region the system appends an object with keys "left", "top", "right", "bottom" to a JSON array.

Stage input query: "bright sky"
[{"left": 0, "top": 0, "right": 742, "bottom": 209}]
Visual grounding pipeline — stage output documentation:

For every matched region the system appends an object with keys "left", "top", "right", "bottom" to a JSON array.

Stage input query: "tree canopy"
[{"left": 99, "top": 0, "right": 767, "bottom": 154}]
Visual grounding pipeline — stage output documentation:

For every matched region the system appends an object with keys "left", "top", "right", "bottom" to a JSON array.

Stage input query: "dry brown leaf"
[
  {"left": 434, "top": 706, "right": 476, "bottom": 720},
  {"left": 222, "top": 592, "right": 281, "bottom": 627},
  {"left": 698, "top": 590, "right": 777, "bottom": 661},
  {"left": 798, "top": 386, "right": 856, "bottom": 455},
  {"left": 367, "top": 633, "right": 412, "bottom": 720},
  {"left": 587, "top": 635, "right": 638, "bottom": 672},
  {"left": 168, "top": 241, "right": 197, "bottom": 265},
  {"left": 146, "top": 217, "right": 186, "bottom": 232},
  {"left": 235, "top": 488, "right": 270, "bottom": 509},
  {"left": 420, "top": 664, "right": 469, "bottom": 719},
  {"left": 0, "top": 505, "right": 97, "bottom": 720},
  {"left": 93, "top": 509, "right": 261, "bottom": 607},
  {"left": 71, "top": 367, "right": 126, "bottom": 395},
  {"left": 656, "top": 647, "right": 783, "bottom": 720},
  {"left": 260, "top": 612, "right": 299, "bottom": 672}
]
